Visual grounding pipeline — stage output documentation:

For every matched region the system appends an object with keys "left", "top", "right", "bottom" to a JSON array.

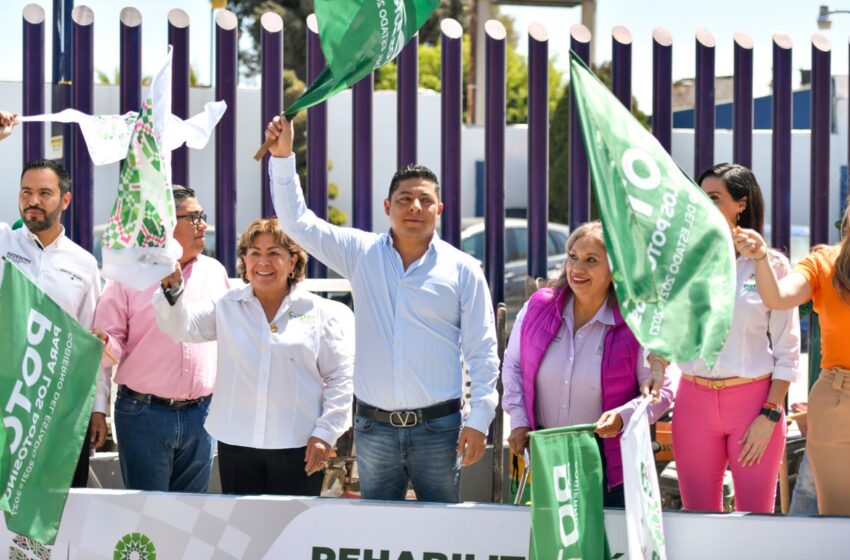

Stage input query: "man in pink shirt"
[{"left": 94, "top": 186, "right": 230, "bottom": 492}]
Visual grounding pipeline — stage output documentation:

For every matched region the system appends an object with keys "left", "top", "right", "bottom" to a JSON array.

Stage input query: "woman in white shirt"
[
  {"left": 155, "top": 218, "right": 354, "bottom": 496},
  {"left": 672, "top": 164, "right": 800, "bottom": 513}
]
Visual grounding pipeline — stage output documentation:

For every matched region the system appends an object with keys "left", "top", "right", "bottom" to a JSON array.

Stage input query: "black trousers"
[
  {"left": 217, "top": 441, "right": 323, "bottom": 496},
  {"left": 71, "top": 430, "right": 90, "bottom": 488}
]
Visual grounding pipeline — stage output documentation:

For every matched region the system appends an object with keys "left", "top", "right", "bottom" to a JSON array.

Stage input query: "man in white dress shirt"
[{"left": 0, "top": 111, "right": 110, "bottom": 487}]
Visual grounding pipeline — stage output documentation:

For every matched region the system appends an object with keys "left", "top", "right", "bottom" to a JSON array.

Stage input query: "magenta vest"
[{"left": 519, "top": 286, "right": 641, "bottom": 489}]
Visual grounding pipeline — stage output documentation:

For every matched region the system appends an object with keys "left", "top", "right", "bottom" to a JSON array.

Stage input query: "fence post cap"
[
  {"left": 22, "top": 4, "right": 45, "bottom": 24},
  {"left": 441, "top": 18, "right": 463, "bottom": 39},
  {"left": 696, "top": 27, "right": 716, "bottom": 48},
  {"left": 167, "top": 8, "right": 188, "bottom": 29},
  {"left": 528, "top": 22, "right": 548, "bottom": 42},
  {"left": 570, "top": 23, "right": 591, "bottom": 44},
  {"left": 71, "top": 5, "right": 94, "bottom": 26},
  {"left": 485, "top": 19, "right": 506, "bottom": 41},
  {"left": 215, "top": 9, "right": 237, "bottom": 31},
  {"left": 733, "top": 31, "right": 753, "bottom": 50},
  {"left": 260, "top": 12, "right": 283, "bottom": 33},
  {"left": 812, "top": 33, "right": 831, "bottom": 52},
  {"left": 652, "top": 26, "right": 672, "bottom": 46},
  {"left": 612, "top": 25, "right": 632, "bottom": 45}
]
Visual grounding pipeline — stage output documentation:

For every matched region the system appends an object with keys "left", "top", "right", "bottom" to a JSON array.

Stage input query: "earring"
[{"left": 288, "top": 271, "right": 295, "bottom": 279}]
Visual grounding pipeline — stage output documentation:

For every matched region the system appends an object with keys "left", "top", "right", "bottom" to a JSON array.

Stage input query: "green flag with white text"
[
  {"left": 285, "top": 0, "right": 441, "bottom": 117},
  {"left": 569, "top": 52, "right": 735, "bottom": 367},
  {"left": 529, "top": 425, "right": 610, "bottom": 560},
  {"left": 0, "top": 260, "right": 101, "bottom": 544}
]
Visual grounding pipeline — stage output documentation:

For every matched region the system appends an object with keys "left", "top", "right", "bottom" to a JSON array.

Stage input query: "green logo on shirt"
[
  {"left": 288, "top": 311, "right": 315, "bottom": 322},
  {"left": 114, "top": 533, "right": 156, "bottom": 560},
  {"left": 742, "top": 275, "right": 757, "bottom": 292}
]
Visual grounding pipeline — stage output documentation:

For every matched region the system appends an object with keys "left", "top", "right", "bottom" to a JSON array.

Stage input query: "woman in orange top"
[{"left": 735, "top": 204, "right": 850, "bottom": 515}]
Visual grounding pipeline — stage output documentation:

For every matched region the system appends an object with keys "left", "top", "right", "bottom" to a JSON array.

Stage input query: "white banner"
[{"left": 621, "top": 398, "right": 668, "bottom": 560}]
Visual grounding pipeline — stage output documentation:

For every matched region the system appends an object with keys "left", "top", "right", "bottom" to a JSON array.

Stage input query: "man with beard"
[{"left": 0, "top": 110, "right": 110, "bottom": 487}]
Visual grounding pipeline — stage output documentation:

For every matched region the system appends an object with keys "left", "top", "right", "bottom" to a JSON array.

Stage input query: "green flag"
[
  {"left": 284, "top": 0, "right": 441, "bottom": 117},
  {"left": 0, "top": 260, "right": 101, "bottom": 544},
  {"left": 569, "top": 52, "right": 735, "bottom": 367},
  {"left": 529, "top": 425, "right": 610, "bottom": 560}
]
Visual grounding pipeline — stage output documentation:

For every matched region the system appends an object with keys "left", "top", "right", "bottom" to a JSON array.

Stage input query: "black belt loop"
[
  {"left": 118, "top": 385, "right": 209, "bottom": 410},
  {"left": 356, "top": 399, "right": 462, "bottom": 428}
]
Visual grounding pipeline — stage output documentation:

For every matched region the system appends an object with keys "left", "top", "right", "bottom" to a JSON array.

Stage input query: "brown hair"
[
  {"left": 834, "top": 202, "right": 850, "bottom": 301},
  {"left": 236, "top": 218, "right": 308, "bottom": 286},
  {"left": 550, "top": 220, "right": 612, "bottom": 294}
]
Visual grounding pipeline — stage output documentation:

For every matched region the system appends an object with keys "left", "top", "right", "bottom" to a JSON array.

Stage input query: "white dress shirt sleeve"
[
  {"left": 458, "top": 261, "right": 500, "bottom": 435},
  {"left": 501, "top": 302, "right": 531, "bottom": 431},
  {"left": 152, "top": 286, "right": 218, "bottom": 344},
  {"left": 311, "top": 300, "right": 355, "bottom": 446},
  {"left": 269, "top": 156, "right": 375, "bottom": 279},
  {"left": 767, "top": 254, "right": 801, "bottom": 383},
  {"left": 80, "top": 268, "right": 111, "bottom": 415}
]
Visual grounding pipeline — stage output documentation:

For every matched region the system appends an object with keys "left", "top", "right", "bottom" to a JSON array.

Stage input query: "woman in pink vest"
[
  {"left": 672, "top": 163, "right": 800, "bottom": 513},
  {"left": 502, "top": 221, "right": 673, "bottom": 506}
]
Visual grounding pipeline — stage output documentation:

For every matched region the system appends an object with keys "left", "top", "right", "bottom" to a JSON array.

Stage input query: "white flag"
[{"left": 621, "top": 398, "right": 668, "bottom": 560}]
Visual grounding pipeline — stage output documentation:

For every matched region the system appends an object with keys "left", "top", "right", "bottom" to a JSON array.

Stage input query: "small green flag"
[
  {"left": 0, "top": 260, "right": 101, "bottom": 544},
  {"left": 285, "top": 0, "right": 441, "bottom": 117},
  {"left": 569, "top": 52, "right": 735, "bottom": 367},
  {"left": 529, "top": 425, "right": 610, "bottom": 560}
]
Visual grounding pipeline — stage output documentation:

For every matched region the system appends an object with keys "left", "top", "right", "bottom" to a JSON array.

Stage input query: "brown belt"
[{"left": 681, "top": 372, "right": 772, "bottom": 390}]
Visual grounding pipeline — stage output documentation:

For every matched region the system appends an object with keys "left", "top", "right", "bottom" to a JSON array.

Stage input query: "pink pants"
[{"left": 672, "top": 376, "right": 785, "bottom": 513}]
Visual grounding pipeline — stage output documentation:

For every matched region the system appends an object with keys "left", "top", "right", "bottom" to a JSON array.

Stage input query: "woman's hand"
[
  {"left": 265, "top": 116, "right": 294, "bottom": 158},
  {"left": 594, "top": 410, "right": 623, "bottom": 439},
  {"left": 304, "top": 436, "right": 331, "bottom": 476},
  {"left": 737, "top": 415, "right": 778, "bottom": 467},
  {"left": 642, "top": 352, "right": 668, "bottom": 402},
  {"left": 508, "top": 427, "right": 530, "bottom": 457},
  {"left": 733, "top": 227, "right": 768, "bottom": 261}
]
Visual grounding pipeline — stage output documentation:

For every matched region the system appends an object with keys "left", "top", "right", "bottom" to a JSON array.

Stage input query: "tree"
[{"left": 548, "top": 62, "right": 650, "bottom": 224}]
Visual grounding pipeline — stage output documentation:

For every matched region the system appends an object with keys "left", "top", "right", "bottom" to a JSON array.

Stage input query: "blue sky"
[{"left": 3, "top": 0, "right": 848, "bottom": 112}]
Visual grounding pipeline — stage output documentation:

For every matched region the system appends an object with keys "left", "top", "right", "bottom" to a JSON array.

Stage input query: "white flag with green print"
[{"left": 100, "top": 48, "right": 224, "bottom": 290}]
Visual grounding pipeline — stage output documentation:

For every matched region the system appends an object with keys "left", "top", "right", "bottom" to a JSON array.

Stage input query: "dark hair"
[
  {"left": 387, "top": 164, "right": 440, "bottom": 199},
  {"left": 21, "top": 159, "right": 71, "bottom": 196},
  {"left": 697, "top": 163, "right": 765, "bottom": 237},
  {"left": 172, "top": 185, "right": 197, "bottom": 209}
]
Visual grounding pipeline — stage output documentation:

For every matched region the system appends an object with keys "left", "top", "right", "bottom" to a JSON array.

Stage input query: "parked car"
[{"left": 460, "top": 217, "right": 570, "bottom": 333}]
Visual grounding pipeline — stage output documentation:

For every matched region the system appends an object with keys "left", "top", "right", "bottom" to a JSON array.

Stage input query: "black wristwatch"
[
  {"left": 759, "top": 406, "right": 782, "bottom": 422},
  {"left": 161, "top": 281, "right": 184, "bottom": 306}
]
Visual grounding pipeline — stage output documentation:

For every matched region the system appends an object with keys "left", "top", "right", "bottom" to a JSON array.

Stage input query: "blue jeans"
[
  {"left": 354, "top": 410, "right": 461, "bottom": 502},
  {"left": 114, "top": 392, "right": 214, "bottom": 493},
  {"left": 789, "top": 452, "right": 818, "bottom": 515}
]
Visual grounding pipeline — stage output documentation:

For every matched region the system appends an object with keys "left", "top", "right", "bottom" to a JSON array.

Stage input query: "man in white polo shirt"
[{"left": 0, "top": 110, "right": 110, "bottom": 487}]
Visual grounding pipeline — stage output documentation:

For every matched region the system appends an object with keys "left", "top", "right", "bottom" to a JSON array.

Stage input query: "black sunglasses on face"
[{"left": 176, "top": 212, "right": 207, "bottom": 226}]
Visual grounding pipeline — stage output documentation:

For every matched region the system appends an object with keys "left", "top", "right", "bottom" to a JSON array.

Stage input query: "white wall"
[{"left": 0, "top": 80, "right": 845, "bottom": 245}]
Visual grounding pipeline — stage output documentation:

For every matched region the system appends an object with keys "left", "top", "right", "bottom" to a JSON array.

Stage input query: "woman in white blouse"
[
  {"left": 155, "top": 218, "right": 354, "bottom": 496},
  {"left": 672, "top": 164, "right": 800, "bottom": 513}
]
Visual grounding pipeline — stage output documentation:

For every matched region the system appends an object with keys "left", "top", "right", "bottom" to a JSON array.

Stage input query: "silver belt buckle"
[{"left": 389, "top": 410, "right": 418, "bottom": 427}]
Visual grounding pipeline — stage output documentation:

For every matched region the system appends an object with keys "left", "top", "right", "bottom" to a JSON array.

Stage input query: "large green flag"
[
  {"left": 569, "top": 52, "right": 735, "bottom": 367},
  {"left": 0, "top": 260, "right": 101, "bottom": 544},
  {"left": 529, "top": 425, "right": 610, "bottom": 560},
  {"left": 284, "top": 0, "right": 441, "bottom": 117}
]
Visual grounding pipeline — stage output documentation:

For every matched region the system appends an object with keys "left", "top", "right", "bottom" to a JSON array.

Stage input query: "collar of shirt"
[
  {"left": 22, "top": 224, "right": 66, "bottom": 251},
  {"left": 227, "top": 281, "right": 310, "bottom": 319},
  {"left": 563, "top": 293, "right": 616, "bottom": 328}
]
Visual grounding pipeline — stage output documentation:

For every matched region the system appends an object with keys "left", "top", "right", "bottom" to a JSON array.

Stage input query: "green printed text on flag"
[
  {"left": 529, "top": 425, "right": 610, "bottom": 560},
  {"left": 0, "top": 260, "right": 101, "bottom": 544},
  {"left": 569, "top": 52, "right": 735, "bottom": 367},
  {"left": 285, "top": 0, "right": 440, "bottom": 117}
]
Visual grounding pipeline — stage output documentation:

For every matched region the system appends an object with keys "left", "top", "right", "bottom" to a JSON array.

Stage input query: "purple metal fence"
[
  {"left": 694, "top": 28, "right": 715, "bottom": 176},
  {"left": 652, "top": 27, "right": 673, "bottom": 152},
  {"left": 440, "top": 19, "right": 463, "bottom": 249},
  {"left": 569, "top": 24, "right": 591, "bottom": 227},
  {"left": 397, "top": 35, "right": 419, "bottom": 169},
  {"left": 119, "top": 8, "right": 142, "bottom": 115},
  {"left": 306, "top": 14, "right": 328, "bottom": 279},
  {"left": 810, "top": 34, "right": 832, "bottom": 246},
  {"left": 214, "top": 9, "right": 238, "bottom": 275},
  {"left": 771, "top": 33, "right": 793, "bottom": 255},
  {"left": 21, "top": 7, "right": 848, "bottom": 316},
  {"left": 168, "top": 9, "right": 190, "bottom": 187},
  {"left": 732, "top": 32, "right": 753, "bottom": 168},
  {"left": 484, "top": 20, "right": 506, "bottom": 308},
  {"left": 260, "top": 12, "right": 283, "bottom": 219},
  {"left": 22, "top": 4, "right": 45, "bottom": 165},
  {"left": 527, "top": 22, "right": 549, "bottom": 280},
  {"left": 70, "top": 6, "right": 94, "bottom": 252}
]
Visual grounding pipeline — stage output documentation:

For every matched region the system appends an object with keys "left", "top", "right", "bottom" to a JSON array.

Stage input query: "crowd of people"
[{"left": 0, "top": 108, "right": 848, "bottom": 515}]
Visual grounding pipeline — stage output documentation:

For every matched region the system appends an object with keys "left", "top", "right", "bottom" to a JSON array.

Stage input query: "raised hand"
[{"left": 265, "top": 116, "right": 294, "bottom": 158}]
